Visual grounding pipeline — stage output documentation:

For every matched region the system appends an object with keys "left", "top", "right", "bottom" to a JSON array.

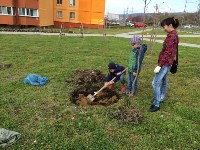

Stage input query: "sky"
[{"left": 105, "top": 0, "right": 199, "bottom": 14}]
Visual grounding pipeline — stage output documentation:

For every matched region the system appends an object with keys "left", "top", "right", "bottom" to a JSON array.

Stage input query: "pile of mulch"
[{"left": 108, "top": 105, "right": 146, "bottom": 124}]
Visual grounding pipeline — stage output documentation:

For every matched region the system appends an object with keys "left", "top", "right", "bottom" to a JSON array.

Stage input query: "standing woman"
[{"left": 148, "top": 17, "right": 179, "bottom": 112}]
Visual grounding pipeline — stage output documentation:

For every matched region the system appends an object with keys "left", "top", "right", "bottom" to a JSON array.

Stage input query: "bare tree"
[
  {"left": 180, "top": 0, "right": 188, "bottom": 31},
  {"left": 141, "top": 0, "right": 152, "bottom": 41},
  {"left": 196, "top": 0, "right": 200, "bottom": 26},
  {"left": 149, "top": 3, "right": 160, "bottom": 54}
]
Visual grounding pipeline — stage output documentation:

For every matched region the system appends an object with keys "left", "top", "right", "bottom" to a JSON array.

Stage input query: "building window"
[
  {"left": 0, "top": 6, "right": 15, "bottom": 15},
  {"left": 57, "top": 0, "right": 62, "bottom": 4},
  {"left": 30, "top": 9, "right": 38, "bottom": 17},
  {"left": 13, "top": 7, "right": 16, "bottom": 15},
  {"left": 2, "top": 6, "right": 7, "bottom": 14},
  {"left": 26, "top": 8, "right": 30, "bottom": 16},
  {"left": 27, "top": 9, "right": 38, "bottom": 17},
  {"left": 70, "top": 0, "right": 75, "bottom": 6},
  {"left": 19, "top": 8, "right": 26, "bottom": 16},
  {"left": 18, "top": 8, "right": 38, "bottom": 17},
  {"left": 70, "top": 12, "right": 75, "bottom": 19},
  {"left": 57, "top": 11, "right": 62, "bottom": 18},
  {"left": 7, "top": 7, "right": 12, "bottom": 15}
]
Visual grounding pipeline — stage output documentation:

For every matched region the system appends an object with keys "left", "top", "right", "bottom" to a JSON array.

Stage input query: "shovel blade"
[{"left": 87, "top": 94, "right": 95, "bottom": 102}]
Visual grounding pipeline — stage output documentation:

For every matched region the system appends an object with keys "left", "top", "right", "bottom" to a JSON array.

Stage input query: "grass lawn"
[
  {"left": 0, "top": 26, "right": 146, "bottom": 35},
  {"left": 80, "top": 27, "right": 144, "bottom": 34},
  {"left": 151, "top": 37, "right": 200, "bottom": 45},
  {"left": 179, "top": 37, "right": 200, "bottom": 44},
  {"left": 0, "top": 34, "right": 200, "bottom": 149},
  {"left": 143, "top": 28, "right": 200, "bottom": 35}
]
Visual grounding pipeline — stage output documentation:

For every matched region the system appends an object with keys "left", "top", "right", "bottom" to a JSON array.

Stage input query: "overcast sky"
[{"left": 105, "top": 0, "right": 199, "bottom": 14}]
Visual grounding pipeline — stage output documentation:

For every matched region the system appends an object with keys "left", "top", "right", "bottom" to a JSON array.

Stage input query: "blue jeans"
[
  {"left": 152, "top": 66, "right": 171, "bottom": 107},
  {"left": 120, "top": 72, "right": 126, "bottom": 84},
  {"left": 126, "top": 72, "right": 138, "bottom": 94}
]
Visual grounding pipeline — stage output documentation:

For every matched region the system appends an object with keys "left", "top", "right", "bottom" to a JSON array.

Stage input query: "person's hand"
[
  {"left": 133, "top": 72, "right": 137, "bottom": 76},
  {"left": 154, "top": 66, "right": 161, "bottom": 73},
  {"left": 105, "top": 81, "right": 114, "bottom": 86},
  {"left": 108, "top": 81, "right": 114, "bottom": 85},
  {"left": 104, "top": 82, "right": 108, "bottom": 86}
]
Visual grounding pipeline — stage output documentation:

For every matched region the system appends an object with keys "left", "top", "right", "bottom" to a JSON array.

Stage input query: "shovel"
[{"left": 87, "top": 67, "right": 128, "bottom": 102}]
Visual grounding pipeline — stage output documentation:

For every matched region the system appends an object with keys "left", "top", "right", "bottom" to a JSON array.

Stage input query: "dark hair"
[
  {"left": 108, "top": 62, "right": 117, "bottom": 69},
  {"left": 160, "top": 17, "right": 179, "bottom": 28}
]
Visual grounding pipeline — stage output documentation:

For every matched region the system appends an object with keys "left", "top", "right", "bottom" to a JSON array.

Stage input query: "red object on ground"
[
  {"left": 134, "top": 22, "right": 147, "bottom": 28},
  {"left": 121, "top": 84, "right": 125, "bottom": 93}
]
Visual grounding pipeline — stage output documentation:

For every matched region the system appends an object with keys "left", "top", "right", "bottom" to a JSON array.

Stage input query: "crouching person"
[{"left": 105, "top": 62, "right": 126, "bottom": 93}]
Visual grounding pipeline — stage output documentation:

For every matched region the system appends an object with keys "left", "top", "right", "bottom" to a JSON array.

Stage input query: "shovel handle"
[{"left": 94, "top": 67, "right": 128, "bottom": 96}]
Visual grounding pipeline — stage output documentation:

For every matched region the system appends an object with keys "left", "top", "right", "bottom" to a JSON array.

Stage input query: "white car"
[{"left": 184, "top": 24, "right": 193, "bottom": 29}]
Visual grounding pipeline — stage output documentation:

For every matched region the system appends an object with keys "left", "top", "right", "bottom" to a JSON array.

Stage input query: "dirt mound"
[
  {"left": 66, "top": 69, "right": 105, "bottom": 86},
  {"left": 109, "top": 105, "right": 145, "bottom": 124},
  {"left": 67, "top": 69, "right": 120, "bottom": 106},
  {"left": 0, "top": 64, "right": 12, "bottom": 71},
  {"left": 71, "top": 88, "right": 120, "bottom": 106}
]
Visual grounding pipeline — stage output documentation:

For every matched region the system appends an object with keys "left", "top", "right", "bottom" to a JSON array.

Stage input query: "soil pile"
[
  {"left": 67, "top": 69, "right": 120, "bottom": 106},
  {"left": 0, "top": 64, "right": 12, "bottom": 71}
]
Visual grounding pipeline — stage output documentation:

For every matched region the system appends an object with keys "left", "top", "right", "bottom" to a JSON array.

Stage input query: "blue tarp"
[{"left": 23, "top": 74, "right": 48, "bottom": 86}]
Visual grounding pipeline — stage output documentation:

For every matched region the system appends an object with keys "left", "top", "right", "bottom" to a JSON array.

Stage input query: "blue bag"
[{"left": 23, "top": 74, "right": 48, "bottom": 86}]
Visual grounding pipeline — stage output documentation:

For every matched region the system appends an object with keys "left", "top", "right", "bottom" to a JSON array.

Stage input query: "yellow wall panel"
[
  {"left": 79, "top": 11, "right": 91, "bottom": 24},
  {"left": 39, "top": 0, "right": 54, "bottom": 26},
  {"left": 91, "top": 12, "right": 104, "bottom": 25},
  {"left": 91, "top": 0, "right": 105, "bottom": 13},
  {"left": 79, "top": 0, "right": 91, "bottom": 11}
]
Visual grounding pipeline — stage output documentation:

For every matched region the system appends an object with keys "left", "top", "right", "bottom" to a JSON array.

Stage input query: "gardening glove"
[{"left": 154, "top": 66, "right": 161, "bottom": 73}]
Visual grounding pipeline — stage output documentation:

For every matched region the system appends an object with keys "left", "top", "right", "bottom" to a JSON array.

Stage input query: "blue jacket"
[
  {"left": 105, "top": 64, "right": 125, "bottom": 83},
  {"left": 132, "top": 44, "right": 147, "bottom": 73}
]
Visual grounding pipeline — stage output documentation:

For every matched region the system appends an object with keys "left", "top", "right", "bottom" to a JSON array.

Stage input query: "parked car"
[
  {"left": 183, "top": 24, "right": 193, "bottom": 29},
  {"left": 129, "top": 23, "right": 135, "bottom": 27},
  {"left": 126, "top": 21, "right": 135, "bottom": 27},
  {"left": 134, "top": 22, "right": 147, "bottom": 28}
]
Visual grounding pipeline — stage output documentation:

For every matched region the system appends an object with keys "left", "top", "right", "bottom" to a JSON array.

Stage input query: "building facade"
[
  {"left": 54, "top": 0, "right": 105, "bottom": 28},
  {"left": 0, "top": 0, "right": 105, "bottom": 28},
  {"left": 0, "top": 0, "right": 53, "bottom": 26}
]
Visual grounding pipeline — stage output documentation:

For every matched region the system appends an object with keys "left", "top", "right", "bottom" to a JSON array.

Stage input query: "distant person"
[
  {"left": 126, "top": 35, "right": 147, "bottom": 96},
  {"left": 148, "top": 17, "right": 179, "bottom": 112},
  {"left": 105, "top": 62, "right": 126, "bottom": 93}
]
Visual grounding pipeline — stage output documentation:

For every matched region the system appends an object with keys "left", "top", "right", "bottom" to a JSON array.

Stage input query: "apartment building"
[
  {"left": 54, "top": 0, "right": 105, "bottom": 28},
  {"left": 0, "top": 0, "right": 105, "bottom": 28},
  {"left": 0, "top": 0, "right": 53, "bottom": 26}
]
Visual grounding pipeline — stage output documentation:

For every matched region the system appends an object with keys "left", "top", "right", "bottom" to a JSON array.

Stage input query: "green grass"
[
  {"left": 80, "top": 27, "right": 145, "bottom": 34},
  {"left": 175, "top": 37, "right": 200, "bottom": 45},
  {"left": 1, "top": 26, "right": 145, "bottom": 35},
  {"left": 151, "top": 37, "right": 200, "bottom": 45},
  {"left": 143, "top": 28, "right": 200, "bottom": 35},
  {"left": 0, "top": 35, "right": 200, "bottom": 149}
]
